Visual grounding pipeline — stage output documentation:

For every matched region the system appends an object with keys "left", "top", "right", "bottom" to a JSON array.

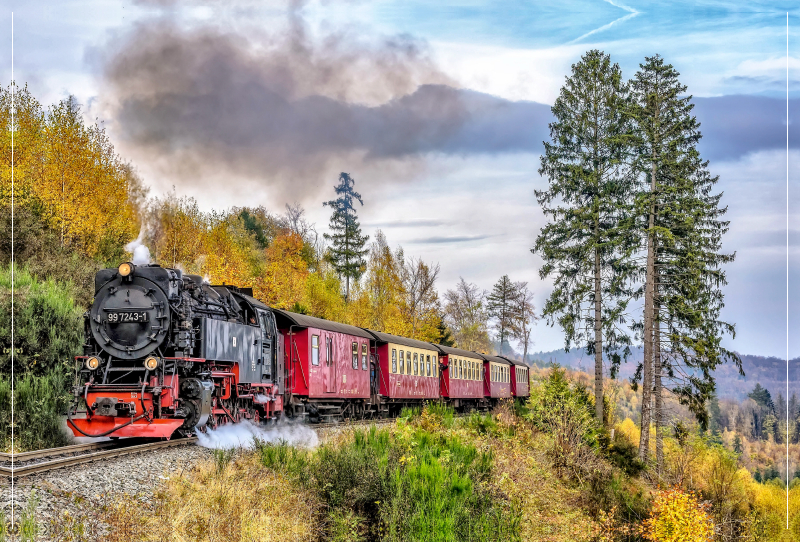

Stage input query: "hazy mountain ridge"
[{"left": 529, "top": 347, "right": 797, "bottom": 402}]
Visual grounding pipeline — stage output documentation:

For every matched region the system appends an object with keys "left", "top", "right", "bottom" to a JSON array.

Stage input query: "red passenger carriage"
[
  {"left": 273, "top": 309, "right": 373, "bottom": 422},
  {"left": 367, "top": 330, "right": 439, "bottom": 415},
  {"left": 502, "top": 356, "right": 530, "bottom": 399},
  {"left": 481, "top": 354, "right": 512, "bottom": 404},
  {"left": 436, "top": 345, "right": 487, "bottom": 411}
]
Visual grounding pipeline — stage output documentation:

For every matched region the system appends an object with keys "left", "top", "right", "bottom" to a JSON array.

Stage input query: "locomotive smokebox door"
[{"left": 89, "top": 269, "right": 171, "bottom": 360}]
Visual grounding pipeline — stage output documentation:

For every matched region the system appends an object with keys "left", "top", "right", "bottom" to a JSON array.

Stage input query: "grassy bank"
[{"left": 39, "top": 368, "right": 800, "bottom": 541}]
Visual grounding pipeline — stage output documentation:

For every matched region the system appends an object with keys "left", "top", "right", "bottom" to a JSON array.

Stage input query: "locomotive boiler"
[{"left": 68, "top": 262, "right": 284, "bottom": 438}]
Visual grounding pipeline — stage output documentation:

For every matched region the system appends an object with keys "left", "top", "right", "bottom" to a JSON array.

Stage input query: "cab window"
[
  {"left": 311, "top": 335, "right": 320, "bottom": 365},
  {"left": 361, "top": 343, "right": 368, "bottom": 370},
  {"left": 392, "top": 349, "right": 398, "bottom": 373},
  {"left": 351, "top": 342, "right": 358, "bottom": 369}
]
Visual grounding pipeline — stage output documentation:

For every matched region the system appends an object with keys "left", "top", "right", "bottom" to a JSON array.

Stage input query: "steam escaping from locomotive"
[
  {"left": 196, "top": 419, "right": 319, "bottom": 450},
  {"left": 125, "top": 229, "right": 152, "bottom": 265}
]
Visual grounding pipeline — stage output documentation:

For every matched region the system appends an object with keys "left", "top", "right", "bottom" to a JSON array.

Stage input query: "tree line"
[{"left": 533, "top": 50, "right": 740, "bottom": 470}]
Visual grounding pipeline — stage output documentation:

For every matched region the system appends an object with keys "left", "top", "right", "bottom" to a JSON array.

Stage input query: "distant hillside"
[{"left": 528, "top": 347, "right": 797, "bottom": 402}]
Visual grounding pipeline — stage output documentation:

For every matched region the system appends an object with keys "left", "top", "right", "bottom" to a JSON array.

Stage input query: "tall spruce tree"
[
  {"left": 533, "top": 50, "right": 637, "bottom": 422},
  {"left": 487, "top": 275, "right": 521, "bottom": 355},
  {"left": 630, "top": 55, "right": 741, "bottom": 464},
  {"left": 323, "top": 172, "right": 369, "bottom": 300}
]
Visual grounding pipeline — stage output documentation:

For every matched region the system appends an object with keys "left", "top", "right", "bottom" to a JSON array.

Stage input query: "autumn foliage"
[
  {"left": 1, "top": 84, "right": 144, "bottom": 260},
  {"left": 639, "top": 487, "right": 714, "bottom": 541}
]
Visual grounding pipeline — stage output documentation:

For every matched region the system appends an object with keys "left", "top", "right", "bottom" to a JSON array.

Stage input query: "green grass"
[
  {"left": 256, "top": 423, "right": 520, "bottom": 541},
  {"left": 20, "top": 491, "right": 40, "bottom": 542},
  {"left": 212, "top": 448, "right": 236, "bottom": 474}
]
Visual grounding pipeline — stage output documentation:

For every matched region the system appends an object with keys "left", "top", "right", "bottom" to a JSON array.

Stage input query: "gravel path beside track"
[
  {"left": 1, "top": 420, "right": 394, "bottom": 540},
  {"left": 2, "top": 444, "right": 213, "bottom": 540}
]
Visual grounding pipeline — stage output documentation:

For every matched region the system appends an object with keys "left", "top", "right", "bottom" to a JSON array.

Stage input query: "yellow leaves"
[
  {"left": 639, "top": 487, "right": 714, "bottom": 542},
  {"left": 616, "top": 418, "right": 641, "bottom": 447},
  {"left": 1, "top": 86, "right": 142, "bottom": 257},
  {"left": 257, "top": 232, "right": 309, "bottom": 309}
]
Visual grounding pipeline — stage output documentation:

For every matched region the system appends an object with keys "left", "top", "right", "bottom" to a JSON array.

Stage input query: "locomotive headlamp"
[
  {"left": 85, "top": 356, "right": 100, "bottom": 370},
  {"left": 144, "top": 356, "right": 159, "bottom": 370},
  {"left": 118, "top": 262, "right": 134, "bottom": 277}
]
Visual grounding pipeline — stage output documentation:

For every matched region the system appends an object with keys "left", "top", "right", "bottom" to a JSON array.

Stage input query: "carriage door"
[
  {"left": 325, "top": 336, "right": 336, "bottom": 393},
  {"left": 257, "top": 310, "right": 274, "bottom": 382}
]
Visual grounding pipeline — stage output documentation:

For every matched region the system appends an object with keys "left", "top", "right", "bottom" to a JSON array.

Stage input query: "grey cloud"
[
  {"left": 97, "top": 14, "right": 797, "bottom": 200},
  {"left": 367, "top": 219, "right": 450, "bottom": 228},
  {"left": 97, "top": 18, "right": 550, "bottom": 199},
  {"left": 409, "top": 235, "right": 493, "bottom": 244},
  {"left": 693, "top": 95, "right": 799, "bottom": 161}
]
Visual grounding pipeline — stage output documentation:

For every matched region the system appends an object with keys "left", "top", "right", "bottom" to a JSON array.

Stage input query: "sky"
[{"left": 1, "top": 0, "right": 798, "bottom": 359}]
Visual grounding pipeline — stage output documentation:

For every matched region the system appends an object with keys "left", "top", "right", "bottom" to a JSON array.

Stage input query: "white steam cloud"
[
  {"left": 125, "top": 228, "right": 152, "bottom": 265},
  {"left": 196, "top": 419, "right": 319, "bottom": 449}
]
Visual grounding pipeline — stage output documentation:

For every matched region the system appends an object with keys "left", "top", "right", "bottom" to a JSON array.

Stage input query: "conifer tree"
[
  {"left": 323, "top": 172, "right": 369, "bottom": 300},
  {"left": 630, "top": 55, "right": 741, "bottom": 463},
  {"left": 533, "top": 50, "right": 637, "bottom": 422},
  {"left": 487, "top": 275, "right": 521, "bottom": 355}
]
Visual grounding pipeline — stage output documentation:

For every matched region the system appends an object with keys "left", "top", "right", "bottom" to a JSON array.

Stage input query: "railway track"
[
  {"left": 0, "top": 417, "right": 397, "bottom": 478},
  {"left": 0, "top": 438, "right": 198, "bottom": 478}
]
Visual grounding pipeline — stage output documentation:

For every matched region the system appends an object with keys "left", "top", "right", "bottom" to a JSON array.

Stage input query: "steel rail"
[
  {"left": 0, "top": 437, "right": 197, "bottom": 478},
  {"left": 0, "top": 441, "right": 120, "bottom": 463}
]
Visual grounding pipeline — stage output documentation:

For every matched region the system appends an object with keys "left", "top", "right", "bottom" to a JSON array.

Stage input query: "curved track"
[{"left": 1, "top": 417, "right": 397, "bottom": 478}]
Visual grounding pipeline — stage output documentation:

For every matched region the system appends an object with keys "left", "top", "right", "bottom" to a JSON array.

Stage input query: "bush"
[
  {"left": 525, "top": 366, "right": 605, "bottom": 484},
  {"left": 257, "top": 425, "right": 519, "bottom": 541},
  {"left": 0, "top": 264, "right": 83, "bottom": 376},
  {"left": 639, "top": 487, "right": 714, "bottom": 541},
  {"left": 7, "top": 368, "right": 73, "bottom": 451}
]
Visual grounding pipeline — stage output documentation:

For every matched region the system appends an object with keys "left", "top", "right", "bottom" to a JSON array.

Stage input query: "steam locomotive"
[{"left": 68, "top": 263, "right": 529, "bottom": 439}]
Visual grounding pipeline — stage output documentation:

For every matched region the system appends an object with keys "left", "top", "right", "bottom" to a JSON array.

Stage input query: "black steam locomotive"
[{"left": 68, "top": 263, "right": 284, "bottom": 438}]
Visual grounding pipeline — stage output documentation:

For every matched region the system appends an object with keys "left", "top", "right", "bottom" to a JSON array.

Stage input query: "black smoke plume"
[{"left": 97, "top": 12, "right": 551, "bottom": 200}]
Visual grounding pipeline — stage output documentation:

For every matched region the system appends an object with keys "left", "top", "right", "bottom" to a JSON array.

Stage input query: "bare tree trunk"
[
  {"left": 654, "top": 295, "right": 663, "bottom": 475},
  {"left": 639, "top": 160, "right": 657, "bottom": 461},
  {"left": 594, "top": 239, "right": 604, "bottom": 423}
]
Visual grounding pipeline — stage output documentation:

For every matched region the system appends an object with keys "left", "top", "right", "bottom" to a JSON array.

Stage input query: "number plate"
[{"left": 107, "top": 310, "right": 149, "bottom": 323}]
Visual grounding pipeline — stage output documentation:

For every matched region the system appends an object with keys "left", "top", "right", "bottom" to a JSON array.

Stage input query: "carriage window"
[
  {"left": 361, "top": 343, "right": 368, "bottom": 370},
  {"left": 399, "top": 350, "right": 405, "bottom": 374},
  {"left": 326, "top": 337, "right": 333, "bottom": 366},
  {"left": 470, "top": 361, "right": 474, "bottom": 381},
  {"left": 434, "top": 356, "right": 438, "bottom": 377},
  {"left": 412, "top": 352, "right": 417, "bottom": 375},
  {"left": 352, "top": 342, "right": 358, "bottom": 369},
  {"left": 311, "top": 335, "right": 320, "bottom": 365},
  {"left": 426, "top": 355, "right": 431, "bottom": 377},
  {"left": 392, "top": 349, "right": 397, "bottom": 374}
]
